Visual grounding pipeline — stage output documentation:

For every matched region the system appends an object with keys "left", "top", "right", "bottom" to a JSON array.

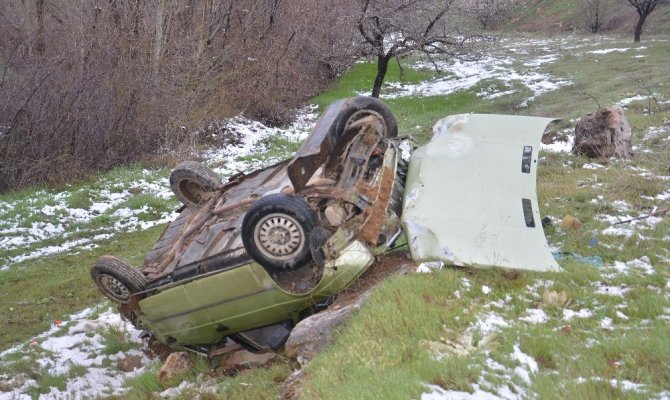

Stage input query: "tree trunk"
[
  {"left": 372, "top": 54, "right": 391, "bottom": 98},
  {"left": 634, "top": 13, "right": 647, "bottom": 42}
]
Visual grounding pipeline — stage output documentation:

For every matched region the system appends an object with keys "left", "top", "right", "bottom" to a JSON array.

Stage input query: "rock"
[
  {"left": 573, "top": 105, "right": 633, "bottom": 159},
  {"left": 117, "top": 355, "right": 143, "bottom": 372},
  {"left": 562, "top": 215, "right": 581, "bottom": 229},
  {"left": 158, "top": 352, "right": 192, "bottom": 381},
  {"left": 285, "top": 291, "right": 371, "bottom": 366},
  {"left": 221, "top": 350, "right": 276, "bottom": 371},
  {"left": 279, "top": 369, "right": 305, "bottom": 400}
]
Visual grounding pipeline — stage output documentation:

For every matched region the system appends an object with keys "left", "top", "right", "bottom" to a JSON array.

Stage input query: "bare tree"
[
  {"left": 0, "top": 1, "right": 361, "bottom": 191},
  {"left": 623, "top": 0, "right": 668, "bottom": 42},
  {"left": 356, "top": 0, "right": 487, "bottom": 98},
  {"left": 580, "top": 0, "right": 615, "bottom": 33}
]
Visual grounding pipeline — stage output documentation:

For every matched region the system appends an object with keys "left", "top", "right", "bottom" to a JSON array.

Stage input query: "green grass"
[
  {"left": 99, "top": 325, "right": 142, "bottom": 355},
  {"left": 312, "top": 61, "right": 434, "bottom": 108},
  {"left": 232, "top": 135, "right": 302, "bottom": 167},
  {"left": 27, "top": 371, "right": 69, "bottom": 397}
]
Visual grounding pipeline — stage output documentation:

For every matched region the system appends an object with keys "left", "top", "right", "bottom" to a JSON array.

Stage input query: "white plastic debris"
[{"left": 416, "top": 261, "right": 444, "bottom": 273}]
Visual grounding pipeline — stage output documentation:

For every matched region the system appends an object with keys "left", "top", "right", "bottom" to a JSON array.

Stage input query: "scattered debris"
[
  {"left": 416, "top": 261, "right": 444, "bottom": 273},
  {"left": 552, "top": 252, "right": 604, "bottom": 268}
]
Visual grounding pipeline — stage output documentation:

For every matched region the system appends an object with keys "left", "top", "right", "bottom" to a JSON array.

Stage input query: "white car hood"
[{"left": 402, "top": 114, "right": 561, "bottom": 272}]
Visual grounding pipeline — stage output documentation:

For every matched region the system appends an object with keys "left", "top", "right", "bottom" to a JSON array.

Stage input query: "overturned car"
[{"left": 91, "top": 96, "right": 559, "bottom": 355}]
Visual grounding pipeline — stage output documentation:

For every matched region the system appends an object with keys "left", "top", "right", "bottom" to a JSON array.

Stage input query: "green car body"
[
  {"left": 138, "top": 239, "right": 374, "bottom": 347},
  {"left": 92, "top": 98, "right": 559, "bottom": 354}
]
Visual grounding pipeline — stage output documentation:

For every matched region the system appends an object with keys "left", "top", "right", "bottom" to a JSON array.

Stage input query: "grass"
[
  {"left": 233, "top": 135, "right": 302, "bottom": 166},
  {"left": 99, "top": 325, "right": 141, "bottom": 355}
]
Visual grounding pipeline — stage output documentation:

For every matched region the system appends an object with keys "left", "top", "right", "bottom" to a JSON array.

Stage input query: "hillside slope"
[{"left": 1, "top": 33, "right": 669, "bottom": 399}]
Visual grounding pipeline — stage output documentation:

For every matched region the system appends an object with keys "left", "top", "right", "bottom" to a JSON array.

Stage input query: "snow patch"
[
  {"left": 519, "top": 309, "right": 548, "bottom": 324},
  {"left": 563, "top": 309, "right": 594, "bottom": 321},
  {"left": 0, "top": 306, "right": 153, "bottom": 399}
]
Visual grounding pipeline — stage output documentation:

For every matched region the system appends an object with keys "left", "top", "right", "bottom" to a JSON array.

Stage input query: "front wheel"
[
  {"left": 242, "top": 194, "right": 316, "bottom": 271},
  {"left": 91, "top": 256, "right": 147, "bottom": 304}
]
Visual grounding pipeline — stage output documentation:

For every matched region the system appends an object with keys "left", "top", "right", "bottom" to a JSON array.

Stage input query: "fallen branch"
[{"left": 613, "top": 208, "right": 667, "bottom": 225}]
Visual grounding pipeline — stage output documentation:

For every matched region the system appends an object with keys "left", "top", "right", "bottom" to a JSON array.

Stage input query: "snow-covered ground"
[{"left": 0, "top": 306, "right": 150, "bottom": 399}]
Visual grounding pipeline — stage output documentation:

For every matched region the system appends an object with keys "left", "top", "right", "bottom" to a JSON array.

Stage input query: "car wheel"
[
  {"left": 333, "top": 96, "right": 399, "bottom": 140},
  {"left": 242, "top": 194, "right": 316, "bottom": 271},
  {"left": 91, "top": 256, "right": 147, "bottom": 304},
  {"left": 169, "top": 161, "right": 222, "bottom": 207}
]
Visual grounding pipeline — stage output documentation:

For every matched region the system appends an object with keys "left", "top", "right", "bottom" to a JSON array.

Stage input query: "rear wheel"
[
  {"left": 91, "top": 256, "right": 147, "bottom": 304},
  {"left": 242, "top": 194, "right": 316, "bottom": 271},
  {"left": 170, "top": 161, "right": 222, "bottom": 207},
  {"left": 332, "top": 96, "right": 398, "bottom": 140}
]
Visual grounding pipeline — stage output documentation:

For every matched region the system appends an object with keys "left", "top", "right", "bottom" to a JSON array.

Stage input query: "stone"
[
  {"left": 117, "top": 355, "right": 143, "bottom": 372},
  {"left": 573, "top": 105, "right": 633, "bottom": 159},
  {"left": 279, "top": 369, "right": 305, "bottom": 400},
  {"left": 562, "top": 215, "right": 581, "bottom": 229},
  {"left": 158, "top": 352, "right": 192, "bottom": 381},
  {"left": 221, "top": 350, "right": 276, "bottom": 371},
  {"left": 284, "top": 291, "right": 371, "bottom": 366}
]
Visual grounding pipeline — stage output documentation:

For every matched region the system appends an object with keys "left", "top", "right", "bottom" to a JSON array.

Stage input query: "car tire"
[
  {"left": 91, "top": 256, "right": 147, "bottom": 304},
  {"left": 333, "top": 96, "right": 399, "bottom": 140},
  {"left": 242, "top": 194, "right": 317, "bottom": 271},
  {"left": 169, "top": 161, "right": 222, "bottom": 207}
]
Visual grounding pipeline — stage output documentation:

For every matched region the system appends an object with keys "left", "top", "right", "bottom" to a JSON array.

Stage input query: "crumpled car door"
[{"left": 402, "top": 114, "right": 561, "bottom": 272}]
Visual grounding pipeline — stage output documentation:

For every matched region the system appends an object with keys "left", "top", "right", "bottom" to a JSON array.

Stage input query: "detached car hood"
[{"left": 402, "top": 114, "right": 561, "bottom": 272}]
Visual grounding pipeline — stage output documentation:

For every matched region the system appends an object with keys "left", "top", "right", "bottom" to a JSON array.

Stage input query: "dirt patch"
[{"left": 331, "top": 250, "right": 414, "bottom": 307}]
